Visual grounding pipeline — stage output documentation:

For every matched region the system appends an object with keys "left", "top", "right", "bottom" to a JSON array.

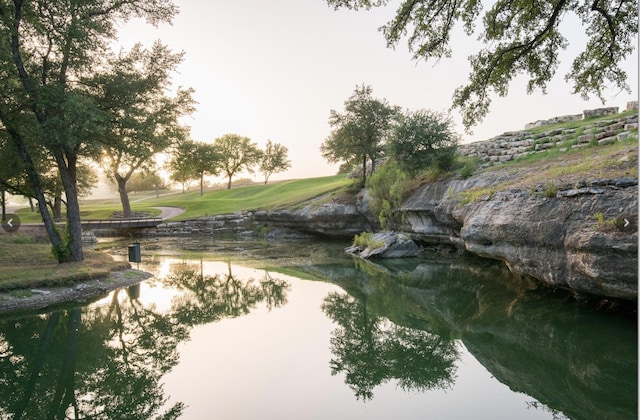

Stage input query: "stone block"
[
  {"left": 577, "top": 134, "right": 594, "bottom": 144},
  {"left": 583, "top": 107, "right": 618, "bottom": 118},
  {"left": 598, "top": 136, "right": 617, "bottom": 145},
  {"left": 595, "top": 131, "right": 612, "bottom": 140},
  {"left": 605, "top": 122, "right": 625, "bottom": 132},
  {"left": 627, "top": 101, "right": 638, "bottom": 111}
]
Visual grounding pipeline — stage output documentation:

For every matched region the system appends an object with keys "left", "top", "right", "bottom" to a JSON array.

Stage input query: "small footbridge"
[{"left": 81, "top": 217, "right": 164, "bottom": 230}]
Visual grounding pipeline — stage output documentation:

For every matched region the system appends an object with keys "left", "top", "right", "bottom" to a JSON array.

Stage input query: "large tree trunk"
[
  {"left": 9, "top": 133, "right": 65, "bottom": 254},
  {"left": 227, "top": 175, "right": 232, "bottom": 190},
  {"left": 1, "top": 190, "right": 5, "bottom": 221},
  {"left": 361, "top": 155, "right": 367, "bottom": 185},
  {"left": 115, "top": 174, "right": 133, "bottom": 218},
  {"left": 53, "top": 194, "right": 63, "bottom": 221},
  {"left": 55, "top": 151, "right": 84, "bottom": 262},
  {"left": 200, "top": 173, "right": 204, "bottom": 196}
]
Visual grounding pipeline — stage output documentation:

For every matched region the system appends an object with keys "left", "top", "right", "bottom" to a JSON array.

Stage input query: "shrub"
[
  {"left": 366, "top": 161, "right": 409, "bottom": 230},
  {"left": 458, "top": 157, "right": 481, "bottom": 179},
  {"left": 352, "top": 232, "right": 384, "bottom": 250}
]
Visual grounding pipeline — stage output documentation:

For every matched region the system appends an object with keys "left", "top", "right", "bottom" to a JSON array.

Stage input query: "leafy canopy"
[
  {"left": 213, "top": 134, "right": 262, "bottom": 189},
  {"left": 259, "top": 140, "right": 291, "bottom": 185},
  {"left": 325, "top": 0, "right": 637, "bottom": 129},
  {"left": 388, "top": 109, "right": 458, "bottom": 176},
  {"left": 321, "top": 84, "right": 398, "bottom": 184}
]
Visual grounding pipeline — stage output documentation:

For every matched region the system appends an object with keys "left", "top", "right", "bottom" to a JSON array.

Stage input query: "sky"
[{"left": 115, "top": 0, "right": 638, "bottom": 182}]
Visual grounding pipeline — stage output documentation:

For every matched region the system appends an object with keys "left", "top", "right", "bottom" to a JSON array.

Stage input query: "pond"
[{"left": 0, "top": 238, "right": 636, "bottom": 419}]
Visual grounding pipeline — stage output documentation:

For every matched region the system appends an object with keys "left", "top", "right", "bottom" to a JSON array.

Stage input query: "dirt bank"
[{"left": 0, "top": 269, "right": 153, "bottom": 315}]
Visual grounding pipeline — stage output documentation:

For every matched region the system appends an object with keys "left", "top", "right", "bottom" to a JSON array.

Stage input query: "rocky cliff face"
[
  {"left": 401, "top": 173, "right": 637, "bottom": 301},
  {"left": 257, "top": 169, "right": 637, "bottom": 301}
]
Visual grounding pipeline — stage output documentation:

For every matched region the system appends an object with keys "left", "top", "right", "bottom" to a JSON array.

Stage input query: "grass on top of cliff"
[
  {"left": 0, "top": 235, "right": 129, "bottom": 292},
  {"left": 456, "top": 135, "right": 638, "bottom": 199}
]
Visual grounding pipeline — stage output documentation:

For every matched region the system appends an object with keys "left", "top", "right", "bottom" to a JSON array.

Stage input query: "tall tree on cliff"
[
  {"left": 325, "top": 0, "right": 637, "bottom": 130},
  {"left": 0, "top": 0, "right": 178, "bottom": 262},
  {"left": 90, "top": 42, "right": 194, "bottom": 217},
  {"left": 320, "top": 84, "right": 397, "bottom": 185},
  {"left": 213, "top": 134, "right": 262, "bottom": 190}
]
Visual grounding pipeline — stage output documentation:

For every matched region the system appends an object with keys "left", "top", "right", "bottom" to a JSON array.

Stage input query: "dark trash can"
[{"left": 128, "top": 242, "right": 141, "bottom": 263}]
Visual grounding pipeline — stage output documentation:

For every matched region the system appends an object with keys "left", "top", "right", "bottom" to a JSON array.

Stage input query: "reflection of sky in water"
[{"left": 102, "top": 257, "right": 565, "bottom": 420}]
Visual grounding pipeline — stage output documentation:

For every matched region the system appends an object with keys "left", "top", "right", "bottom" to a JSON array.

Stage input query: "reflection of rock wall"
[{"left": 307, "top": 259, "right": 637, "bottom": 420}]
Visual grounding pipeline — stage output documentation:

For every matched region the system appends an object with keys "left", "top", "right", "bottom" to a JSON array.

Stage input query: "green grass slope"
[
  {"left": 149, "top": 175, "right": 350, "bottom": 220},
  {"left": 15, "top": 174, "right": 351, "bottom": 222}
]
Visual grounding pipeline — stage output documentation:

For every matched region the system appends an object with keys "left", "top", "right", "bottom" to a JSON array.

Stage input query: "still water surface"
[{"left": 0, "top": 239, "right": 636, "bottom": 419}]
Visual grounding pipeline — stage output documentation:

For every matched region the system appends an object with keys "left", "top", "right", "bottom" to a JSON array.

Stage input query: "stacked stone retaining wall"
[{"left": 459, "top": 104, "right": 638, "bottom": 167}]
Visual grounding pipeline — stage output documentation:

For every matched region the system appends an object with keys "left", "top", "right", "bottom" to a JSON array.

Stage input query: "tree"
[
  {"left": 0, "top": 0, "right": 178, "bottom": 262},
  {"left": 92, "top": 42, "right": 194, "bottom": 217},
  {"left": 387, "top": 109, "right": 458, "bottom": 176},
  {"left": 167, "top": 140, "right": 220, "bottom": 195},
  {"left": 125, "top": 171, "right": 166, "bottom": 193},
  {"left": 167, "top": 141, "right": 194, "bottom": 193},
  {"left": 0, "top": 136, "right": 96, "bottom": 222},
  {"left": 191, "top": 142, "right": 221, "bottom": 196},
  {"left": 320, "top": 84, "right": 397, "bottom": 185},
  {"left": 259, "top": 140, "right": 291, "bottom": 185},
  {"left": 325, "top": 0, "right": 638, "bottom": 129},
  {"left": 213, "top": 134, "right": 262, "bottom": 190}
]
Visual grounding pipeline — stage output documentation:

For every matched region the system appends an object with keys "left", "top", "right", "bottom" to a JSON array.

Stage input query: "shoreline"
[{"left": 0, "top": 269, "right": 154, "bottom": 315}]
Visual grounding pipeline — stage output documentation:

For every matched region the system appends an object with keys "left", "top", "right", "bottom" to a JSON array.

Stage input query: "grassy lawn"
[
  {"left": 0, "top": 235, "right": 129, "bottom": 292},
  {"left": 143, "top": 174, "right": 351, "bottom": 220},
  {"left": 13, "top": 174, "right": 352, "bottom": 222},
  {"left": 16, "top": 205, "right": 162, "bottom": 223}
]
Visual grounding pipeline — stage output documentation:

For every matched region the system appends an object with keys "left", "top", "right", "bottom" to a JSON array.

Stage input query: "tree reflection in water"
[
  {"left": 0, "top": 260, "right": 290, "bottom": 419},
  {"left": 322, "top": 291, "right": 458, "bottom": 400}
]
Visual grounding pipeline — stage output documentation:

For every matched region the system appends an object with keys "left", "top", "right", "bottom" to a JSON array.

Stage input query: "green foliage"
[
  {"left": 325, "top": 0, "right": 637, "bottom": 130},
  {"left": 387, "top": 109, "right": 458, "bottom": 177},
  {"left": 167, "top": 140, "right": 221, "bottom": 195},
  {"left": 542, "top": 183, "right": 558, "bottom": 198},
  {"left": 125, "top": 171, "right": 167, "bottom": 193},
  {"left": 93, "top": 42, "right": 194, "bottom": 214},
  {"left": 366, "top": 161, "right": 409, "bottom": 230},
  {"left": 321, "top": 84, "right": 398, "bottom": 183},
  {"left": 458, "top": 188, "right": 496, "bottom": 205},
  {"left": 260, "top": 140, "right": 291, "bottom": 184},
  {"left": 51, "top": 225, "right": 72, "bottom": 263},
  {"left": 458, "top": 157, "right": 481, "bottom": 179},
  {"left": 214, "top": 134, "right": 263, "bottom": 189},
  {"left": 352, "top": 232, "right": 384, "bottom": 250},
  {"left": 592, "top": 212, "right": 634, "bottom": 233}
]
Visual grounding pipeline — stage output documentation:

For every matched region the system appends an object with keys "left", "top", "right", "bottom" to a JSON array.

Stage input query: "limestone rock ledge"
[
  {"left": 401, "top": 175, "right": 638, "bottom": 301},
  {"left": 258, "top": 174, "right": 637, "bottom": 301}
]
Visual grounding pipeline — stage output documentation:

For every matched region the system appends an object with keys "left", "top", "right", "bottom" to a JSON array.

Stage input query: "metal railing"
[{"left": 81, "top": 217, "right": 163, "bottom": 229}]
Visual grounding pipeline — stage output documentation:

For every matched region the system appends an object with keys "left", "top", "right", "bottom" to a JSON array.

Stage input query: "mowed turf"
[
  {"left": 14, "top": 174, "right": 351, "bottom": 222},
  {"left": 140, "top": 174, "right": 350, "bottom": 220}
]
